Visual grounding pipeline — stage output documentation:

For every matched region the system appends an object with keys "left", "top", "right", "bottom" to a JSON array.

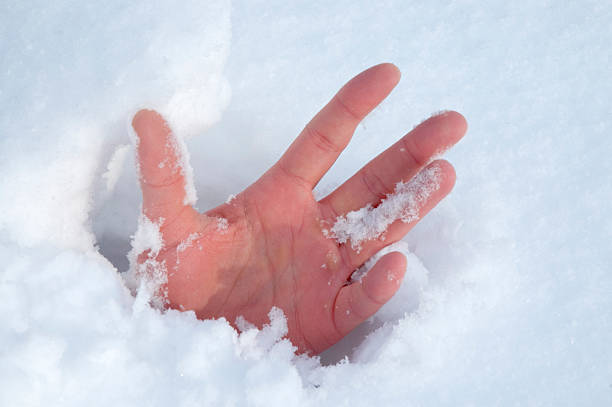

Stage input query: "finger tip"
[
  {"left": 383, "top": 250, "right": 407, "bottom": 271},
  {"left": 440, "top": 158, "right": 457, "bottom": 177},
  {"left": 431, "top": 159, "right": 456, "bottom": 187},
  {"left": 132, "top": 109, "right": 162, "bottom": 133},
  {"left": 378, "top": 63, "right": 402, "bottom": 88},
  {"left": 362, "top": 63, "right": 401, "bottom": 90},
  {"left": 364, "top": 252, "right": 407, "bottom": 302},
  {"left": 437, "top": 110, "right": 468, "bottom": 141},
  {"left": 378, "top": 62, "right": 401, "bottom": 80},
  {"left": 414, "top": 111, "right": 466, "bottom": 156},
  {"left": 447, "top": 110, "right": 468, "bottom": 136}
]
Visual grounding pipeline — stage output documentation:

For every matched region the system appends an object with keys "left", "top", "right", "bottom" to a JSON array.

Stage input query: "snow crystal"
[
  {"left": 216, "top": 217, "right": 229, "bottom": 232},
  {"left": 177, "top": 232, "right": 201, "bottom": 253},
  {"left": 125, "top": 214, "right": 167, "bottom": 309},
  {"left": 326, "top": 164, "right": 442, "bottom": 251},
  {"left": 175, "top": 232, "right": 202, "bottom": 265}
]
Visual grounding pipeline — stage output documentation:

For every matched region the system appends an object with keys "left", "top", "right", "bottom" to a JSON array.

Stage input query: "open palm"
[{"left": 132, "top": 64, "right": 466, "bottom": 354}]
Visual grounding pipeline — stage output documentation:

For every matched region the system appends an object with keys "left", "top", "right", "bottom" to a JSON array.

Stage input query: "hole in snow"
[{"left": 91, "top": 142, "right": 140, "bottom": 272}]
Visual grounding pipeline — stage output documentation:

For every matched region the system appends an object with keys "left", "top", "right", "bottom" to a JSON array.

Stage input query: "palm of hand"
[{"left": 132, "top": 64, "right": 466, "bottom": 354}]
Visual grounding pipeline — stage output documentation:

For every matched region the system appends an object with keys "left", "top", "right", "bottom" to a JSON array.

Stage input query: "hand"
[{"left": 132, "top": 63, "right": 466, "bottom": 354}]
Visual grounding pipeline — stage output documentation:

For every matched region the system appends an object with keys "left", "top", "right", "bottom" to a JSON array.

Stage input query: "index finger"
[{"left": 272, "top": 63, "right": 401, "bottom": 188}]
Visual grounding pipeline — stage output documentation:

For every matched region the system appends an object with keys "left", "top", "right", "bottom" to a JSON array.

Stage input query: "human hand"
[{"left": 132, "top": 63, "right": 466, "bottom": 354}]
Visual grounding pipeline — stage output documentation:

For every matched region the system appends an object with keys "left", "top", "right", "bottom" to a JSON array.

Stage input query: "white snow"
[
  {"left": 216, "top": 217, "right": 230, "bottom": 233},
  {"left": 1, "top": 0, "right": 612, "bottom": 406},
  {"left": 125, "top": 214, "right": 167, "bottom": 309},
  {"left": 168, "top": 128, "right": 199, "bottom": 206},
  {"left": 325, "top": 164, "right": 442, "bottom": 251},
  {"left": 176, "top": 233, "right": 201, "bottom": 254},
  {"left": 102, "top": 144, "right": 131, "bottom": 195}
]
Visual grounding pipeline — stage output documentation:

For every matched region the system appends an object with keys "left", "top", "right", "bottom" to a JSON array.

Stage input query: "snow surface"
[{"left": 1, "top": 0, "right": 612, "bottom": 405}]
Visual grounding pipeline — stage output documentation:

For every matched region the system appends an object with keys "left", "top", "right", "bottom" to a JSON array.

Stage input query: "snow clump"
[{"left": 325, "top": 164, "right": 442, "bottom": 251}]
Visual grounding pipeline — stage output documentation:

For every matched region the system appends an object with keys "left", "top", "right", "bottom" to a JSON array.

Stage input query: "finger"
[
  {"left": 132, "top": 109, "right": 197, "bottom": 238},
  {"left": 341, "top": 160, "right": 456, "bottom": 269},
  {"left": 320, "top": 111, "right": 466, "bottom": 216},
  {"left": 333, "top": 251, "right": 406, "bottom": 336},
  {"left": 272, "top": 63, "right": 401, "bottom": 188}
]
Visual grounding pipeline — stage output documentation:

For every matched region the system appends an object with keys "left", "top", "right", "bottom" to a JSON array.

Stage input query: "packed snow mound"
[
  {"left": 1, "top": 1, "right": 612, "bottom": 406},
  {"left": 0, "top": 245, "right": 302, "bottom": 406}
]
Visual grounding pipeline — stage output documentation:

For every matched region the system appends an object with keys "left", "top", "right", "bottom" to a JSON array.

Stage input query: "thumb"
[{"left": 132, "top": 109, "right": 196, "bottom": 239}]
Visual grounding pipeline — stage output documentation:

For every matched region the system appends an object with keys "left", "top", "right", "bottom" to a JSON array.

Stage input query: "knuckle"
[
  {"left": 305, "top": 124, "right": 342, "bottom": 154},
  {"left": 399, "top": 136, "right": 427, "bottom": 168},
  {"left": 275, "top": 161, "right": 312, "bottom": 189},
  {"left": 334, "top": 94, "right": 361, "bottom": 122},
  {"left": 360, "top": 169, "right": 392, "bottom": 201},
  {"left": 144, "top": 169, "right": 183, "bottom": 189}
]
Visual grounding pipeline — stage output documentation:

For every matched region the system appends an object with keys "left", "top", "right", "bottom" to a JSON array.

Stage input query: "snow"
[
  {"left": 176, "top": 233, "right": 202, "bottom": 255},
  {"left": 216, "top": 217, "right": 230, "bottom": 233},
  {"left": 125, "top": 214, "right": 167, "bottom": 309},
  {"left": 325, "top": 164, "right": 442, "bottom": 251},
  {"left": 1, "top": 0, "right": 612, "bottom": 406}
]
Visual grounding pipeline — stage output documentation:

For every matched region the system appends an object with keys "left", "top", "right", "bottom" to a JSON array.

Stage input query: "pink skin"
[{"left": 132, "top": 63, "right": 467, "bottom": 354}]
